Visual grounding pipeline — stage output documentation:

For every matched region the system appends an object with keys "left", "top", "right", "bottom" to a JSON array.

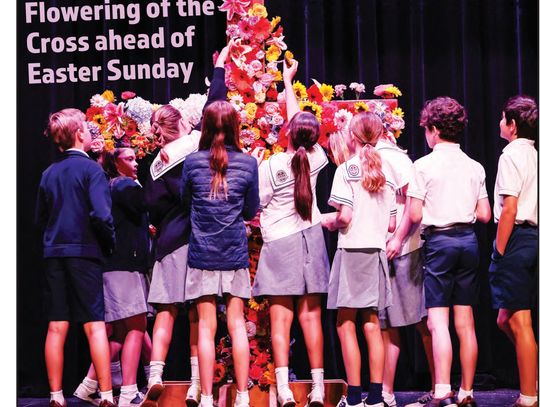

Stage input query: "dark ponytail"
[
  {"left": 209, "top": 131, "right": 229, "bottom": 199},
  {"left": 291, "top": 146, "right": 313, "bottom": 221}
]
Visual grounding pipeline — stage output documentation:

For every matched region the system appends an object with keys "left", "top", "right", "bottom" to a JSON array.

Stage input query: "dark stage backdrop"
[{"left": 17, "top": 0, "right": 538, "bottom": 396}]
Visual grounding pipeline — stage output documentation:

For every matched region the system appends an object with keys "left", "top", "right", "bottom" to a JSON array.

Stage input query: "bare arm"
[
  {"left": 495, "top": 195, "right": 517, "bottom": 255},
  {"left": 283, "top": 59, "right": 300, "bottom": 120},
  {"left": 475, "top": 197, "right": 492, "bottom": 223},
  {"left": 408, "top": 197, "right": 424, "bottom": 225},
  {"left": 321, "top": 205, "right": 352, "bottom": 231}
]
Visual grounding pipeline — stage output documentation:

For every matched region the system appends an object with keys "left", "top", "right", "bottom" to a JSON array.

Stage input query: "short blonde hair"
[{"left": 44, "top": 108, "right": 85, "bottom": 151}]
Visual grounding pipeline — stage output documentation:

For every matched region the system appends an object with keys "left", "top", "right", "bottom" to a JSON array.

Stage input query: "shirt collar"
[
  {"left": 433, "top": 142, "right": 461, "bottom": 151},
  {"left": 66, "top": 148, "right": 89, "bottom": 157},
  {"left": 503, "top": 137, "right": 536, "bottom": 153}
]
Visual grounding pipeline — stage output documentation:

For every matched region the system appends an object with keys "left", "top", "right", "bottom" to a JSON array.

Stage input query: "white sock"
[
  {"left": 235, "top": 389, "right": 249, "bottom": 405},
  {"left": 434, "top": 383, "right": 451, "bottom": 399},
  {"left": 50, "top": 390, "right": 65, "bottom": 404},
  {"left": 275, "top": 366, "right": 289, "bottom": 392},
  {"left": 457, "top": 387, "right": 473, "bottom": 403},
  {"left": 81, "top": 376, "right": 98, "bottom": 392},
  {"left": 119, "top": 383, "right": 138, "bottom": 403},
  {"left": 311, "top": 368, "right": 324, "bottom": 387},
  {"left": 148, "top": 360, "right": 165, "bottom": 386},
  {"left": 190, "top": 356, "right": 200, "bottom": 385},
  {"left": 519, "top": 393, "right": 539, "bottom": 406},
  {"left": 382, "top": 390, "right": 395, "bottom": 404},
  {"left": 143, "top": 364, "right": 151, "bottom": 382},
  {"left": 100, "top": 389, "right": 114, "bottom": 403},
  {"left": 200, "top": 393, "right": 213, "bottom": 407}
]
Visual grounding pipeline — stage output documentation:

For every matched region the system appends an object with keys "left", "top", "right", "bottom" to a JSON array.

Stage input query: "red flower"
[
  {"left": 124, "top": 119, "right": 138, "bottom": 136},
  {"left": 252, "top": 18, "right": 271, "bottom": 42},
  {"left": 86, "top": 106, "right": 103, "bottom": 121},
  {"left": 251, "top": 139, "right": 267, "bottom": 149},
  {"left": 255, "top": 352, "right": 270, "bottom": 365},
  {"left": 321, "top": 102, "right": 338, "bottom": 124},
  {"left": 249, "top": 364, "right": 264, "bottom": 381},
  {"left": 241, "top": 88, "right": 256, "bottom": 103},
  {"left": 121, "top": 91, "right": 136, "bottom": 100},
  {"left": 266, "top": 86, "right": 278, "bottom": 101},
  {"left": 307, "top": 84, "right": 323, "bottom": 104},
  {"left": 230, "top": 66, "right": 254, "bottom": 92},
  {"left": 277, "top": 126, "right": 289, "bottom": 148}
]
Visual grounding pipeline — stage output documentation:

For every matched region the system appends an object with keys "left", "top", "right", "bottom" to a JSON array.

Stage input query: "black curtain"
[{"left": 17, "top": 0, "right": 538, "bottom": 397}]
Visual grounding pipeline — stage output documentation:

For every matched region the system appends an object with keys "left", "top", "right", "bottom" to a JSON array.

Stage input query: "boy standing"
[
  {"left": 407, "top": 97, "right": 491, "bottom": 407},
  {"left": 36, "top": 108, "right": 117, "bottom": 407}
]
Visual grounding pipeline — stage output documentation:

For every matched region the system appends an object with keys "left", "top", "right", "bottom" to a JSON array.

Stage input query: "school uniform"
[
  {"left": 407, "top": 142, "right": 488, "bottom": 308},
  {"left": 326, "top": 155, "right": 397, "bottom": 310},
  {"left": 180, "top": 146, "right": 260, "bottom": 300},
  {"left": 252, "top": 144, "right": 330, "bottom": 297},
  {"left": 35, "top": 149, "right": 115, "bottom": 322},
  {"left": 102, "top": 176, "right": 150, "bottom": 322},
  {"left": 489, "top": 138, "right": 538, "bottom": 310},
  {"left": 376, "top": 140, "right": 426, "bottom": 328},
  {"left": 143, "top": 66, "right": 227, "bottom": 305}
]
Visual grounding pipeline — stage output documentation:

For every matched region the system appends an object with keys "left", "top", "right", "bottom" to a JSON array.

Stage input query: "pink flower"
[
  {"left": 238, "top": 19, "right": 252, "bottom": 40},
  {"left": 90, "top": 136, "right": 105, "bottom": 153},
  {"left": 218, "top": 0, "right": 250, "bottom": 21},
  {"left": 226, "top": 24, "right": 240, "bottom": 38},
  {"left": 259, "top": 73, "right": 275, "bottom": 87},
  {"left": 265, "top": 103, "right": 279, "bottom": 116},
  {"left": 121, "top": 91, "right": 136, "bottom": 100}
]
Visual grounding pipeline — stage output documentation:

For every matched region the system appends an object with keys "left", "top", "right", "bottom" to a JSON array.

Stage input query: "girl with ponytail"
[
  {"left": 141, "top": 43, "right": 231, "bottom": 407},
  {"left": 321, "top": 111, "right": 397, "bottom": 407},
  {"left": 251, "top": 59, "right": 330, "bottom": 407},
  {"left": 179, "top": 100, "right": 260, "bottom": 407}
]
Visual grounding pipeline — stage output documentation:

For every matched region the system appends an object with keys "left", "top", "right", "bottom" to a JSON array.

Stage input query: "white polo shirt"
[
  {"left": 258, "top": 144, "right": 328, "bottom": 242},
  {"left": 376, "top": 140, "right": 422, "bottom": 255},
  {"left": 328, "top": 155, "right": 397, "bottom": 250},
  {"left": 493, "top": 138, "right": 538, "bottom": 225},
  {"left": 407, "top": 142, "right": 488, "bottom": 228}
]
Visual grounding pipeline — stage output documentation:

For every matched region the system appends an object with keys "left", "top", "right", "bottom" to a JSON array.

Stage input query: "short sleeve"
[
  {"left": 258, "top": 160, "right": 274, "bottom": 208},
  {"left": 388, "top": 184, "right": 397, "bottom": 217},
  {"left": 328, "top": 164, "right": 353, "bottom": 209},
  {"left": 495, "top": 153, "right": 521, "bottom": 197},
  {"left": 477, "top": 164, "right": 489, "bottom": 200},
  {"left": 406, "top": 163, "right": 427, "bottom": 201}
]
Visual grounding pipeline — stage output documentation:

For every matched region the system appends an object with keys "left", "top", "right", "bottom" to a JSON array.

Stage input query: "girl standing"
[
  {"left": 180, "top": 100, "right": 260, "bottom": 407},
  {"left": 252, "top": 59, "right": 330, "bottom": 407},
  {"left": 321, "top": 112, "right": 396, "bottom": 407}
]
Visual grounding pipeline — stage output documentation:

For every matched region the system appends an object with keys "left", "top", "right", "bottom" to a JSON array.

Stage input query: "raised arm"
[{"left": 283, "top": 58, "right": 301, "bottom": 121}]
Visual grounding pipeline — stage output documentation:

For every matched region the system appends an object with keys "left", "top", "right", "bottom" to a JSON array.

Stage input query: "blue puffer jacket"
[{"left": 180, "top": 146, "right": 259, "bottom": 270}]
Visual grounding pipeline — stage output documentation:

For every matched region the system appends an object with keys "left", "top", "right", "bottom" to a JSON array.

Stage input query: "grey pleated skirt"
[
  {"left": 252, "top": 224, "right": 330, "bottom": 297},
  {"left": 327, "top": 248, "right": 392, "bottom": 310},
  {"left": 103, "top": 271, "right": 150, "bottom": 323},
  {"left": 379, "top": 248, "right": 427, "bottom": 328},
  {"left": 185, "top": 267, "right": 252, "bottom": 301},
  {"left": 147, "top": 244, "right": 189, "bottom": 305}
]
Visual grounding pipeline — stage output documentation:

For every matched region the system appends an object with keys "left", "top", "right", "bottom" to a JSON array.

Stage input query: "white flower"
[
  {"left": 349, "top": 82, "right": 366, "bottom": 94},
  {"left": 253, "top": 81, "right": 264, "bottom": 94},
  {"left": 334, "top": 109, "right": 353, "bottom": 130},
  {"left": 125, "top": 97, "right": 153, "bottom": 125},
  {"left": 266, "top": 132, "right": 278, "bottom": 145},
  {"left": 334, "top": 84, "right": 347, "bottom": 98},
  {"left": 169, "top": 93, "right": 208, "bottom": 126},
  {"left": 270, "top": 114, "right": 284, "bottom": 126},
  {"left": 370, "top": 100, "right": 387, "bottom": 116},
  {"left": 90, "top": 94, "right": 108, "bottom": 107},
  {"left": 257, "top": 117, "right": 269, "bottom": 127},
  {"left": 267, "top": 34, "right": 287, "bottom": 51},
  {"left": 138, "top": 121, "right": 152, "bottom": 136},
  {"left": 229, "top": 93, "right": 245, "bottom": 111},
  {"left": 240, "top": 129, "right": 255, "bottom": 146},
  {"left": 266, "top": 61, "right": 278, "bottom": 71},
  {"left": 249, "top": 60, "right": 263, "bottom": 73},
  {"left": 256, "top": 50, "right": 265, "bottom": 60},
  {"left": 245, "top": 321, "right": 257, "bottom": 338}
]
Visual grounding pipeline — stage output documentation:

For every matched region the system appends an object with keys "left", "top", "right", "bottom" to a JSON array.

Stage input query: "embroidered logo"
[
  {"left": 348, "top": 164, "right": 359, "bottom": 176},
  {"left": 154, "top": 160, "right": 164, "bottom": 172},
  {"left": 275, "top": 170, "right": 288, "bottom": 183}
]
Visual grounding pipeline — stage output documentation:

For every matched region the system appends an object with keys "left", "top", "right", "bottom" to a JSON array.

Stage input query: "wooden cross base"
[{"left": 157, "top": 379, "right": 347, "bottom": 406}]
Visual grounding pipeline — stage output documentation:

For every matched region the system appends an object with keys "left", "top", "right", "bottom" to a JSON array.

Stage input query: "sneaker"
[
  {"left": 361, "top": 400, "right": 389, "bottom": 407},
  {"left": 49, "top": 401, "right": 67, "bottom": 407},
  {"left": 277, "top": 385, "right": 297, "bottom": 407},
  {"left": 233, "top": 398, "right": 250, "bottom": 407},
  {"left": 457, "top": 396, "right": 477, "bottom": 407},
  {"left": 509, "top": 399, "right": 539, "bottom": 407},
  {"left": 99, "top": 401, "right": 118, "bottom": 407},
  {"left": 118, "top": 392, "right": 144, "bottom": 407},
  {"left": 185, "top": 382, "right": 201, "bottom": 407},
  {"left": 405, "top": 391, "right": 435, "bottom": 407},
  {"left": 382, "top": 392, "right": 397, "bottom": 407},
  {"left": 73, "top": 383, "right": 101, "bottom": 406},
  {"left": 336, "top": 395, "right": 362, "bottom": 407},
  {"left": 426, "top": 391, "right": 457, "bottom": 407},
  {"left": 305, "top": 384, "right": 324, "bottom": 406},
  {"left": 140, "top": 381, "right": 164, "bottom": 407}
]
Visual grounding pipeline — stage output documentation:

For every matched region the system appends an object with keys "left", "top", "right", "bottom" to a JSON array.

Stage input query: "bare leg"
[
  {"left": 453, "top": 305, "right": 477, "bottom": 391},
  {"left": 141, "top": 331, "right": 153, "bottom": 366},
  {"left": 336, "top": 308, "right": 360, "bottom": 386},
  {"left": 415, "top": 317, "right": 435, "bottom": 390},
  {"left": 188, "top": 306, "right": 199, "bottom": 358},
  {"left": 120, "top": 313, "right": 147, "bottom": 386},
  {"left": 360, "top": 310, "right": 385, "bottom": 384},
  {"left": 297, "top": 294, "right": 324, "bottom": 369},
  {"left": 226, "top": 296, "right": 249, "bottom": 392},
  {"left": 269, "top": 296, "right": 294, "bottom": 368},
  {"left": 382, "top": 327, "right": 400, "bottom": 395},
  {"left": 426, "top": 307, "right": 452, "bottom": 385},
  {"left": 45, "top": 321, "right": 70, "bottom": 391},
  {"left": 83, "top": 321, "right": 112, "bottom": 392},
  {"left": 197, "top": 296, "right": 217, "bottom": 396},
  {"left": 150, "top": 304, "right": 178, "bottom": 361},
  {"left": 497, "top": 309, "right": 516, "bottom": 345}
]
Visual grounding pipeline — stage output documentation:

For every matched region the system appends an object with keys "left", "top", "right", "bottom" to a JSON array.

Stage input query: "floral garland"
[{"left": 85, "top": 90, "right": 207, "bottom": 158}]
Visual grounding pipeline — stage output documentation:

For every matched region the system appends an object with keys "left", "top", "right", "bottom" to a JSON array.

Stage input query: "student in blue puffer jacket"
[{"left": 180, "top": 100, "right": 260, "bottom": 407}]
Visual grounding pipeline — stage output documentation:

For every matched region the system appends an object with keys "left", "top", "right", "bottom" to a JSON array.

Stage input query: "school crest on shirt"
[
  {"left": 275, "top": 170, "right": 288, "bottom": 183},
  {"left": 348, "top": 164, "right": 360, "bottom": 177},
  {"left": 150, "top": 130, "right": 201, "bottom": 180}
]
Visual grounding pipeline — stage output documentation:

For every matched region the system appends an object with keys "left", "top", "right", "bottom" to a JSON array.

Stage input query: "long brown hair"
[
  {"left": 199, "top": 101, "right": 242, "bottom": 199},
  {"left": 349, "top": 112, "right": 386, "bottom": 192},
  {"left": 150, "top": 105, "right": 182, "bottom": 163},
  {"left": 288, "top": 111, "right": 320, "bottom": 221}
]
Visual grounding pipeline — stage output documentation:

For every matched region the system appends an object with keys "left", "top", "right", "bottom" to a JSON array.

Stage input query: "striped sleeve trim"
[{"left": 328, "top": 195, "right": 353, "bottom": 208}]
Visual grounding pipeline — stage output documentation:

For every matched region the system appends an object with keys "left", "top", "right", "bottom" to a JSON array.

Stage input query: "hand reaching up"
[{"left": 283, "top": 58, "right": 298, "bottom": 85}]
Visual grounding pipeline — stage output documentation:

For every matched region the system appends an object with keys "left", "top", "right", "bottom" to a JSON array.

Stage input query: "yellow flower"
[
  {"left": 299, "top": 101, "right": 322, "bottom": 122},
  {"left": 245, "top": 103, "right": 258, "bottom": 121},
  {"left": 393, "top": 130, "right": 402, "bottom": 139},
  {"left": 284, "top": 50, "right": 294, "bottom": 67},
  {"left": 101, "top": 90, "right": 115, "bottom": 103},
  {"left": 272, "top": 70, "right": 282, "bottom": 82},
  {"left": 319, "top": 84, "right": 334, "bottom": 102},
  {"left": 249, "top": 3, "right": 267, "bottom": 18},
  {"left": 272, "top": 144, "right": 284, "bottom": 154},
  {"left": 263, "top": 149, "right": 271, "bottom": 160},
  {"left": 386, "top": 86, "right": 402, "bottom": 97},
  {"left": 266, "top": 44, "right": 281, "bottom": 62},
  {"left": 355, "top": 101, "right": 370, "bottom": 112},
  {"left": 227, "top": 91, "right": 240, "bottom": 100},
  {"left": 248, "top": 298, "right": 268, "bottom": 311},
  {"left": 392, "top": 107, "right": 404, "bottom": 118},
  {"left": 151, "top": 103, "right": 162, "bottom": 111},
  {"left": 270, "top": 16, "right": 281, "bottom": 31},
  {"left": 292, "top": 81, "right": 307, "bottom": 100},
  {"left": 93, "top": 114, "right": 106, "bottom": 126},
  {"left": 104, "top": 139, "right": 115, "bottom": 152},
  {"left": 251, "top": 127, "right": 261, "bottom": 140}
]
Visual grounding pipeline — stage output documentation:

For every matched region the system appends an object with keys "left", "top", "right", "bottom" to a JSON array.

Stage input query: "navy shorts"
[
  {"left": 44, "top": 257, "right": 105, "bottom": 323},
  {"left": 489, "top": 225, "right": 538, "bottom": 310},
  {"left": 423, "top": 227, "right": 479, "bottom": 308}
]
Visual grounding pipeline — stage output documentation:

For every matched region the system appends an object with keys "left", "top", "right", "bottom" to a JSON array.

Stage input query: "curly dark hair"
[
  {"left": 419, "top": 96, "right": 468, "bottom": 142},
  {"left": 503, "top": 95, "right": 538, "bottom": 141}
]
